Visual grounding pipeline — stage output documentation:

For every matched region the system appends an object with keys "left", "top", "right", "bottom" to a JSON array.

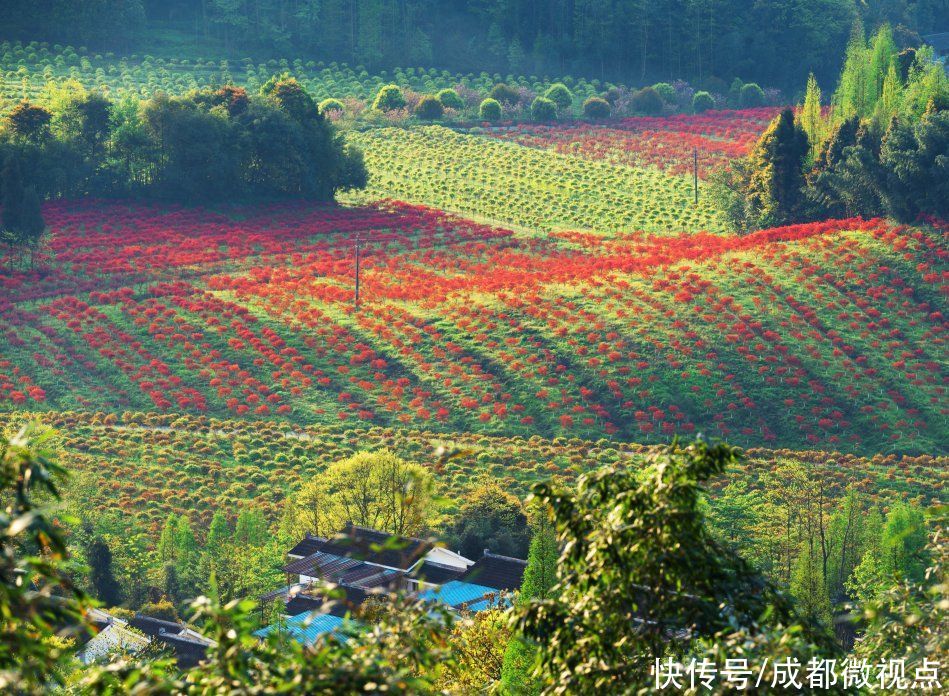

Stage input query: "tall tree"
[
  {"left": 86, "top": 537, "right": 123, "bottom": 607},
  {"left": 746, "top": 108, "right": 810, "bottom": 227}
]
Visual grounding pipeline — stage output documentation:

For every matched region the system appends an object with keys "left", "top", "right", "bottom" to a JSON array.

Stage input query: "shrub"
[
  {"left": 693, "top": 91, "right": 715, "bottom": 113},
  {"left": 437, "top": 88, "right": 464, "bottom": 110},
  {"left": 630, "top": 86, "right": 664, "bottom": 114},
  {"left": 372, "top": 84, "right": 406, "bottom": 112},
  {"left": 652, "top": 82, "right": 676, "bottom": 104},
  {"left": 318, "top": 98, "right": 345, "bottom": 115},
  {"left": 582, "top": 96, "right": 611, "bottom": 119},
  {"left": 740, "top": 82, "right": 766, "bottom": 108},
  {"left": 479, "top": 98, "right": 502, "bottom": 121},
  {"left": 531, "top": 96, "right": 557, "bottom": 121},
  {"left": 415, "top": 95, "right": 444, "bottom": 120},
  {"left": 489, "top": 83, "right": 521, "bottom": 105},
  {"left": 544, "top": 82, "right": 573, "bottom": 111}
]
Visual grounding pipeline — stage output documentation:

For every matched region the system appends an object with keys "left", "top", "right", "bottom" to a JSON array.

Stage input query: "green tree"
[
  {"left": 86, "top": 537, "right": 123, "bottom": 607},
  {"left": 449, "top": 482, "right": 529, "bottom": 560},
  {"left": 5, "top": 101, "right": 52, "bottom": 143},
  {"left": 739, "top": 82, "right": 766, "bottom": 108},
  {"left": 746, "top": 108, "right": 809, "bottom": 226},
  {"left": 799, "top": 73, "right": 826, "bottom": 158},
  {"left": 285, "top": 450, "right": 434, "bottom": 538},
  {"left": 372, "top": 84, "right": 407, "bottom": 112},
  {"left": 543, "top": 83, "right": 573, "bottom": 112},
  {"left": 499, "top": 513, "right": 557, "bottom": 694},
  {"left": 436, "top": 89, "right": 464, "bottom": 110},
  {"left": 479, "top": 98, "right": 502, "bottom": 121},
  {"left": 582, "top": 96, "right": 611, "bottom": 119},
  {"left": 0, "top": 424, "right": 86, "bottom": 692},
  {"left": 515, "top": 440, "right": 840, "bottom": 693},
  {"left": 881, "top": 502, "right": 929, "bottom": 584},
  {"left": 530, "top": 97, "right": 556, "bottom": 122},
  {"left": 415, "top": 95, "right": 445, "bottom": 120},
  {"left": 692, "top": 91, "right": 715, "bottom": 113}
]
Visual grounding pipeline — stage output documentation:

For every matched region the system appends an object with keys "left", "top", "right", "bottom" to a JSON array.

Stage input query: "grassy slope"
[{"left": 345, "top": 126, "right": 726, "bottom": 234}]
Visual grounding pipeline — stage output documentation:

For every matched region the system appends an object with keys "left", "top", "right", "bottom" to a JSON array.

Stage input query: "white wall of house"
[{"left": 424, "top": 547, "right": 474, "bottom": 570}]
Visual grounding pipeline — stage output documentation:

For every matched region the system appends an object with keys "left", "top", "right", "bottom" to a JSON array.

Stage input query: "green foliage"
[
  {"left": 739, "top": 82, "right": 766, "bottom": 108},
  {"left": 854, "top": 510, "right": 946, "bottom": 667},
  {"left": 285, "top": 450, "right": 434, "bottom": 537},
  {"left": 746, "top": 108, "right": 809, "bottom": 226},
  {"left": 515, "top": 440, "right": 840, "bottom": 693},
  {"left": 415, "top": 95, "right": 445, "bottom": 121},
  {"left": 436, "top": 88, "right": 464, "bottom": 110},
  {"left": 449, "top": 482, "right": 529, "bottom": 559},
  {"left": 318, "top": 98, "right": 345, "bottom": 115},
  {"left": 490, "top": 83, "right": 521, "bottom": 105},
  {"left": 798, "top": 73, "right": 826, "bottom": 158},
  {"left": 0, "top": 424, "right": 86, "bottom": 693},
  {"left": 543, "top": 83, "right": 573, "bottom": 112},
  {"left": 530, "top": 96, "right": 556, "bottom": 122},
  {"left": 692, "top": 90, "right": 714, "bottom": 113},
  {"left": 581, "top": 96, "right": 610, "bottom": 119},
  {"left": 630, "top": 86, "right": 664, "bottom": 114},
  {"left": 0, "top": 82, "right": 367, "bottom": 203},
  {"left": 651, "top": 82, "right": 676, "bottom": 103},
  {"left": 499, "top": 513, "right": 557, "bottom": 694},
  {"left": 373, "top": 84, "right": 407, "bottom": 112},
  {"left": 86, "top": 537, "right": 123, "bottom": 607},
  {"left": 479, "top": 98, "right": 502, "bottom": 121},
  {"left": 5, "top": 101, "right": 52, "bottom": 142}
]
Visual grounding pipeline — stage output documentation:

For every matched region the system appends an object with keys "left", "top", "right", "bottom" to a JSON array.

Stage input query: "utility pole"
[
  {"left": 693, "top": 147, "right": 699, "bottom": 205},
  {"left": 354, "top": 232, "right": 361, "bottom": 310}
]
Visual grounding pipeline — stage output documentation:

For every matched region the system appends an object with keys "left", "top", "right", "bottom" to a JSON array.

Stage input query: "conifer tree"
[
  {"left": 799, "top": 74, "right": 825, "bottom": 159},
  {"left": 832, "top": 22, "right": 868, "bottom": 122},
  {"left": 499, "top": 514, "right": 558, "bottom": 695},
  {"left": 746, "top": 109, "right": 810, "bottom": 226},
  {"left": 866, "top": 24, "right": 897, "bottom": 109}
]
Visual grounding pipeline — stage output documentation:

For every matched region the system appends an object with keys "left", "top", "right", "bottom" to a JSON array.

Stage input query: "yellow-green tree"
[
  {"left": 798, "top": 73, "right": 826, "bottom": 159},
  {"left": 284, "top": 450, "right": 434, "bottom": 538}
]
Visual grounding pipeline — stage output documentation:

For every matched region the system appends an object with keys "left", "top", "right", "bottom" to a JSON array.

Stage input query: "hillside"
[{"left": 2, "top": 200, "right": 945, "bottom": 455}]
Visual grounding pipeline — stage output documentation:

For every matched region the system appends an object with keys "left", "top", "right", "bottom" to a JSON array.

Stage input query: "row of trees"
[
  {"left": 0, "top": 76, "right": 367, "bottom": 205},
  {"left": 714, "top": 25, "right": 948, "bottom": 230},
  {"left": 3, "top": 1, "right": 945, "bottom": 90},
  {"left": 5, "top": 427, "right": 942, "bottom": 692}
]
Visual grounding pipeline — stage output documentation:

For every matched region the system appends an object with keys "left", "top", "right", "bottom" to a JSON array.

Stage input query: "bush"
[
  {"left": 693, "top": 91, "right": 715, "bottom": 113},
  {"left": 318, "top": 98, "right": 345, "bottom": 115},
  {"left": 531, "top": 96, "right": 557, "bottom": 121},
  {"left": 582, "top": 96, "right": 611, "bottom": 119},
  {"left": 415, "top": 95, "right": 444, "bottom": 120},
  {"left": 652, "top": 82, "right": 676, "bottom": 104},
  {"left": 437, "top": 88, "right": 464, "bottom": 110},
  {"left": 372, "top": 84, "right": 406, "bottom": 112},
  {"left": 630, "top": 86, "right": 664, "bottom": 115},
  {"left": 489, "top": 83, "right": 521, "bottom": 105},
  {"left": 479, "top": 98, "right": 502, "bottom": 122},
  {"left": 740, "top": 83, "right": 766, "bottom": 108},
  {"left": 544, "top": 82, "right": 573, "bottom": 111}
]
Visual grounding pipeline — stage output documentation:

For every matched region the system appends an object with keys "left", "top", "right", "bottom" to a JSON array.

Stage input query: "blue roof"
[
  {"left": 418, "top": 580, "right": 506, "bottom": 611},
  {"left": 254, "top": 612, "right": 355, "bottom": 646}
]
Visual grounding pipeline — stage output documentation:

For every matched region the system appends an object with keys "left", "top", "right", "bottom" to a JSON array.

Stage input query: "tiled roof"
[
  {"left": 127, "top": 615, "right": 214, "bottom": 669},
  {"left": 285, "top": 585, "right": 373, "bottom": 618},
  {"left": 411, "top": 560, "right": 466, "bottom": 585},
  {"left": 287, "top": 534, "right": 326, "bottom": 557},
  {"left": 254, "top": 612, "right": 354, "bottom": 646},
  {"left": 282, "top": 551, "right": 403, "bottom": 589},
  {"left": 419, "top": 580, "right": 498, "bottom": 608},
  {"left": 459, "top": 552, "right": 527, "bottom": 591},
  {"left": 318, "top": 524, "right": 433, "bottom": 570}
]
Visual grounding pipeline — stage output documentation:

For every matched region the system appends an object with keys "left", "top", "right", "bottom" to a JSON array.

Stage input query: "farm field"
[
  {"left": 2, "top": 200, "right": 945, "bottom": 458},
  {"left": 345, "top": 125, "right": 727, "bottom": 233},
  {"left": 2, "top": 410, "right": 943, "bottom": 535},
  {"left": 0, "top": 40, "right": 609, "bottom": 116}
]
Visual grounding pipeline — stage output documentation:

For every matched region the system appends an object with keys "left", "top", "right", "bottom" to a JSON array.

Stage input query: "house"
[
  {"left": 418, "top": 550, "right": 528, "bottom": 614},
  {"left": 279, "top": 524, "right": 474, "bottom": 594},
  {"left": 77, "top": 609, "right": 150, "bottom": 665},
  {"left": 78, "top": 609, "right": 215, "bottom": 668}
]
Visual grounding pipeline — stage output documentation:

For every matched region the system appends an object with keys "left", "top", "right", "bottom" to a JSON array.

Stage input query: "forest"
[{"left": 1, "top": 1, "right": 947, "bottom": 88}]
